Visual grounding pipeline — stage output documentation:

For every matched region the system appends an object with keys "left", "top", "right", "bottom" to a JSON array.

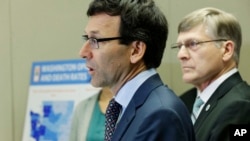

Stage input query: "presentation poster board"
[{"left": 22, "top": 59, "right": 100, "bottom": 141}]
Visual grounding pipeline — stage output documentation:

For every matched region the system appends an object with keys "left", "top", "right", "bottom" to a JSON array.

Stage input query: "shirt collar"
[
  {"left": 199, "top": 68, "right": 238, "bottom": 104},
  {"left": 115, "top": 68, "right": 157, "bottom": 116}
]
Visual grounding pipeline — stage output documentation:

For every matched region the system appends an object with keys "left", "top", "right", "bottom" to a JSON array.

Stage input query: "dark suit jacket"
[
  {"left": 180, "top": 72, "right": 250, "bottom": 141},
  {"left": 112, "top": 74, "right": 195, "bottom": 141}
]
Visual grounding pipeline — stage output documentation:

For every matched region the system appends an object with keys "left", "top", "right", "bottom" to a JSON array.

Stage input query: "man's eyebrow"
[{"left": 84, "top": 30, "right": 101, "bottom": 37}]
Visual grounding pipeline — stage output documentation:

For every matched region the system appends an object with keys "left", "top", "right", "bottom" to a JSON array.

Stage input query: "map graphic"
[
  {"left": 22, "top": 60, "right": 97, "bottom": 141},
  {"left": 30, "top": 101, "right": 74, "bottom": 141}
]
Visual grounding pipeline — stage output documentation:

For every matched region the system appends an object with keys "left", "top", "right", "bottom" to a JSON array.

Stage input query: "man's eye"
[{"left": 186, "top": 41, "right": 197, "bottom": 48}]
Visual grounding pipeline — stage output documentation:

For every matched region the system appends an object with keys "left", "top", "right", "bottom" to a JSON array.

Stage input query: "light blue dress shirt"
[{"left": 115, "top": 68, "right": 157, "bottom": 119}]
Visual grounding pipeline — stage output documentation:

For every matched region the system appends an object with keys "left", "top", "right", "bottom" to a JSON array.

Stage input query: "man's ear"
[
  {"left": 222, "top": 40, "right": 234, "bottom": 61},
  {"left": 130, "top": 41, "right": 146, "bottom": 64}
]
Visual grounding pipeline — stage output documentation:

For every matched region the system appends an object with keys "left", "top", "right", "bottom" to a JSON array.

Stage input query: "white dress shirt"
[{"left": 196, "top": 68, "right": 238, "bottom": 116}]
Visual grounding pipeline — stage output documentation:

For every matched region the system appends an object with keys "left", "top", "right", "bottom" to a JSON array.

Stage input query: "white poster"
[{"left": 22, "top": 59, "right": 100, "bottom": 141}]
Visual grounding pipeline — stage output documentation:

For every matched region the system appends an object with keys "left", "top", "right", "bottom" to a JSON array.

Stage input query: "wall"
[
  {"left": 0, "top": 0, "right": 249, "bottom": 141},
  {"left": 160, "top": 0, "right": 250, "bottom": 95},
  {"left": 0, "top": 0, "right": 13, "bottom": 141}
]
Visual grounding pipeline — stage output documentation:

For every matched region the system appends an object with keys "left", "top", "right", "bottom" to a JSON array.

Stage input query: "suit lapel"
[
  {"left": 180, "top": 88, "right": 197, "bottom": 113},
  {"left": 111, "top": 74, "right": 163, "bottom": 140},
  {"left": 194, "top": 72, "right": 243, "bottom": 130}
]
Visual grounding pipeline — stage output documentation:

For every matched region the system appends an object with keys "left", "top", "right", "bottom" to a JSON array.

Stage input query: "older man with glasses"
[{"left": 174, "top": 7, "right": 250, "bottom": 141}]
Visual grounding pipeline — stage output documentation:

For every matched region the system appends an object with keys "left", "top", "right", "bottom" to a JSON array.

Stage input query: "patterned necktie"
[
  {"left": 104, "top": 98, "right": 121, "bottom": 141},
  {"left": 191, "top": 97, "right": 204, "bottom": 124}
]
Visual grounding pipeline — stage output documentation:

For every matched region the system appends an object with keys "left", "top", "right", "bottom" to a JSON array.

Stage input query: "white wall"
[{"left": 1, "top": 0, "right": 249, "bottom": 141}]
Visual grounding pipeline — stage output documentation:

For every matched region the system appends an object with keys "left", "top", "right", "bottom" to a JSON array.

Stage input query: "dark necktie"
[{"left": 104, "top": 98, "right": 121, "bottom": 141}]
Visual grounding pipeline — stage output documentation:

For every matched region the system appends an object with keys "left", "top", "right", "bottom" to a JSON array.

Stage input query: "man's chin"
[{"left": 182, "top": 76, "right": 195, "bottom": 84}]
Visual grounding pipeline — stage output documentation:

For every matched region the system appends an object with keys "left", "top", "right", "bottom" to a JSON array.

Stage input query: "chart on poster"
[{"left": 22, "top": 59, "right": 100, "bottom": 141}]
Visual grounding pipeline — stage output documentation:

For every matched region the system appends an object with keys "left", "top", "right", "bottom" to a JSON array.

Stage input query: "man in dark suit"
[
  {"left": 171, "top": 7, "right": 250, "bottom": 141},
  {"left": 79, "top": 0, "right": 195, "bottom": 140}
]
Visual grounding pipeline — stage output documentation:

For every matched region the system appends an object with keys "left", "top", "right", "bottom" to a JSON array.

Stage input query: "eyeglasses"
[
  {"left": 82, "top": 35, "right": 123, "bottom": 49},
  {"left": 171, "top": 39, "right": 228, "bottom": 51}
]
